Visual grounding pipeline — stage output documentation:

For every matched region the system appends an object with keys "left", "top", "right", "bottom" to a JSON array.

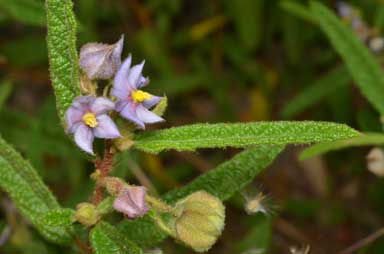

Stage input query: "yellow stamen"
[
  {"left": 131, "top": 90, "right": 152, "bottom": 103},
  {"left": 82, "top": 113, "right": 98, "bottom": 128}
]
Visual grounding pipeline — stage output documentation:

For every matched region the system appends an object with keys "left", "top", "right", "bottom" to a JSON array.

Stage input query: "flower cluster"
[{"left": 65, "top": 36, "right": 164, "bottom": 154}]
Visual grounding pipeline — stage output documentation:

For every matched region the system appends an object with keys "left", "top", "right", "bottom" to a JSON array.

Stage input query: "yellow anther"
[
  {"left": 131, "top": 90, "right": 152, "bottom": 103},
  {"left": 82, "top": 113, "right": 98, "bottom": 128}
]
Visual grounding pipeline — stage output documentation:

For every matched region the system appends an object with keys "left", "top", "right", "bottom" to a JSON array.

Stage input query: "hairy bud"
[
  {"left": 101, "top": 176, "right": 125, "bottom": 196},
  {"left": 113, "top": 186, "right": 149, "bottom": 219},
  {"left": 170, "top": 191, "right": 225, "bottom": 252},
  {"left": 79, "top": 35, "right": 124, "bottom": 79},
  {"left": 74, "top": 203, "right": 100, "bottom": 227}
]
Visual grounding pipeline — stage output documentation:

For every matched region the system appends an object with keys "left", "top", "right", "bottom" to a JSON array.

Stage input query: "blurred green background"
[{"left": 1, "top": 0, "right": 384, "bottom": 253}]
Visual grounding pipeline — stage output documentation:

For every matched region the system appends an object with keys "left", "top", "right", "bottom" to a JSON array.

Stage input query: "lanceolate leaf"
[
  {"left": 42, "top": 208, "right": 75, "bottom": 227},
  {"left": 311, "top": 1, "right": 384, "bottom": 115},
  {"left": 90, "top": 221, "right": 143, "bottom": 254},
  {"left": 0, "top": 136, "right": 73, "bottom": 244},
  {"left": 300, "top": 133, "right": 384, "bottom": 160},
  {"left": 133, "top": 122, "right": 359, "bottom": 154},
  {"left": 118, "top": 145, "right": 284, "bottom": 248},
  {"left": 46, "top": 0, "right": 81, "bottom": 124}
]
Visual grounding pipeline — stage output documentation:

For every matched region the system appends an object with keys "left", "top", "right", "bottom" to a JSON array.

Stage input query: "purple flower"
[
  {"left": 112, "top": 55, "right": 164, "bottom": 129},
  {"left": 65, "top": 96, "right": 121, "bottom": 154},
  {"left": 113, "top": 186, "right": 149, "bottom": 219},
  {"left": 79, "top": 35, "right": 124, "bottom": 80}
]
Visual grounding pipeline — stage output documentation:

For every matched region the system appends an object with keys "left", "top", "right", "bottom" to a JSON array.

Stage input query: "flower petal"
[
  {"left": 74, "top": 123, "right": 94, "bottom": 154},
  {"left": 120, "top": 102, "right": 145, "bottom": 129},
  {"left": 136, "top": 104, "right": 164, "bottom": 124},
  {"left": 79, "top": 35, "right": 124, "bottom": 79},
  {"left": 142, "top": 95, "right": 162, "bottom": 109},
  {"left": 137, "top": 75, "right": 149, "bottom": 89},
  {"left": 93, "top": 114, "right": 121, "bottom": 139},
  {"left": 112, "top": 55, "right": 132, "bottom": 98},
  {"left": 91, "top": 97, "right": 115, "bottom": 115},
  {"left": 65, "top": 107, "right": 83, "bottom": 133},
  {"left": 115, "top": 100, "right": 128, "bottom": 112},
  {"left": 72, "top": 96, "right": 95, "bottom": 111},
  {"left": 127, "top": 61, "right": 145, "bottom": 89}
]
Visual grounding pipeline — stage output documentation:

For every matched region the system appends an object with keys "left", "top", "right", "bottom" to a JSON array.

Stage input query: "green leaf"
[
  {"left": 41, "top": 208, "right": 75, "bottom": 227},
  {"left": 280, "top": 0, "right": 316, "bottom": 24},
  {"left": 133, "top": 121, "right": 359, "bottom": 154},
  {"left": 300, "top": 132, "right": 384, "bottom": 160},
  {"left": 0, "top": 0, "right": 46, "bottom": 26},
  {"left": 282, "top": 65, "right": 350, "bottom": 118},
  {"left": 118, "top": 145, "right": 284, "bottom": 248},
  {"left": 311, "top": 1, "right": 384, "bottom": 115},
  {"left": 46, "top": 0, "right": 81, "bottom": 125},
  {"left": 90, "top": 221, "right": 143, "bottom": 254},
  {"left": 0, "top": 135, "right": 73, "bottom": 244}
]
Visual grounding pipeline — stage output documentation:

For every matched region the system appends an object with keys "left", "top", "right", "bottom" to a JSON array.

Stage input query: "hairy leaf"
[
  {"left": 46, "top": 0, "right": 81, "bottom": 124},
  {"left": 311, "top": 1, "right": 384, "bottom": 115},
  {"left": 282, "top": 66, "right": 350, "bottom": 118},
  {"left": 118, "top": 145, "right": 284, "bottom": 248},
  {"left": 0, "top": 0, "right": 46, "bottom": 26},
  {"left": 300, "top": 133, "right": 384, "bottom": 160},
  {"left": 42, "top": 208, "right": 75, "bottom": 227},
  {"left": 90, "top": 221, "right": 143, "bottom": 254},
  {"left": 0, "top": 136, "right": 73, "bottom": 244},
  {"left": 133, "top": 122, "right": 359, "bottom": 154}
]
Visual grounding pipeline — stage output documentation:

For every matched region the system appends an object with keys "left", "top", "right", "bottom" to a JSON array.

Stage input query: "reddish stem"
[{"left": 92, "top": 142, "right": 114, "bottom": 204}]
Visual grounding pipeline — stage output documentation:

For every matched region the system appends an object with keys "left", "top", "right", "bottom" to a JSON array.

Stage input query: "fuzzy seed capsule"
[
  {"left": 169, "top": 191, "right": 225, "bottom": 252},
  {"left": 74, "top": 203, "right": 100, "bottom": 227}
]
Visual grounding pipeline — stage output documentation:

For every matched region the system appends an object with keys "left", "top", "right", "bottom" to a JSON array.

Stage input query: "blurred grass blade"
[
  {"left": 311, "top": 1, "right": 384, "bottom": 115},
  {"left": 133, "top": 122, "right": 359, "bottom": 154},
  {"left": 46, "top": 0, "right": 81, "bottom": 125},
  {"left": 236, "top": 215, "right": 271, "bottom": 254},
  {"left": 0, "top": 80, "right": 12, "bottom": 109},
  {"left": 223, "top": 0, "right": 263, "bottom": 51},
  {"left": 42, "top": 208, "right": 75, "bottom": 227},
  {"left": 0, "top": 0, "right": 46, "bottom": 26},
  {"left": 90, "top": 221, "right": 143, "bottom": 254},
  {"left": 282, "top": 65, "right": 350, "bottom": 118},
  {"left": 190, "top": 15, "right": 228, "bottom": 41},
  {"left": 280, "top": 0, "right": 316, "bottom": 23},
  {"left": 0, "top": 135, "right": 73, "bottom": 244},
  {"left": 300, "top": 132, "right": 384, "bottom": 160},
  {"left": 118, "top": 145, "right": 284, "bottom": 248},
  {"left": 0, "top": 35, "right": 47, "bottom": 67}
]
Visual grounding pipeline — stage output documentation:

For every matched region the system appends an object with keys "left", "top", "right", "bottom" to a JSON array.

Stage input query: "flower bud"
[
  {"left": 75, "top": 203, "right": 100, "bottom": 227},
  {"left": 101, "top": 176, "right": 125, "bottom": 196},
  {"left": 79, "top": 35, "right": 124, "bottom": 80},
  {"left": 170, "top": 191, "right": 225, "bottom": 252},
  {"left": 80, "top": 74, "right": 97, "bottom": 95},
  {"left": 367, "top": 147, "right": 384, "bottom": 177},
  {"left": 113, "top": 186, "right": 149, "bottom": 219}
]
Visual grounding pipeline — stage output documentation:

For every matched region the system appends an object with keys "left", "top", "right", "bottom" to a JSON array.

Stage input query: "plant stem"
[{"left": 92, "top": 141, "right": 114, "bottom": 204}]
